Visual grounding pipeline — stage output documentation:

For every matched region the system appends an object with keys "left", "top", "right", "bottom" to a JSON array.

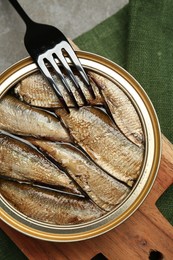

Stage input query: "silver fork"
[{"left": 8, "top": 0, "right": 95, "bottom": 112}]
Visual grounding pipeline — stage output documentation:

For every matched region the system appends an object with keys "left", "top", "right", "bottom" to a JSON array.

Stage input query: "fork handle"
[{"left": 8, "top": 0, "right": 33, "bottom": 26}]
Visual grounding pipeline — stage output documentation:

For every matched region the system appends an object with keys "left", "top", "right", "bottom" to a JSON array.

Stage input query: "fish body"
[
  {"left": 90, "top": 72, "right": 144, "bottom": 147},
  {"left": 14, "top": 70, "right": 143, "bottom": 147},
  {"left": 0, "top": 180, "right": 104, "bottom": 225},
  {"left": 56, "top": 107, "right": 144, "bottom": 186},
  {"left": 15, "top": 72, "right": 103, "bottom": 108},
  {"left": 29, "top": 139, "right": 130, "bottom": 211},
  {"left": 0, "top": 67, "right": 145, "bottom": 223},
  {"left": 0, "top": 134, "right": 81, "bottom": 195},
  {"left": 0, "top": 95, "right": 71, "bottom": 142}
]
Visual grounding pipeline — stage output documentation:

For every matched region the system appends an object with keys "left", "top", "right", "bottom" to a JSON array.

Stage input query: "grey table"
[{"left": 0, "top": 0, "right": 128, "bottom": 73}]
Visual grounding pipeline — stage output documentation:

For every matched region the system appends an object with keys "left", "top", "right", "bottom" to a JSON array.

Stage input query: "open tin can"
[{"left": 0, "top": 51, "right": 161, "bottom": 242}]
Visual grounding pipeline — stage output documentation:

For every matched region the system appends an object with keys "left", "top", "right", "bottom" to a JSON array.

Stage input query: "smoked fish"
[
  {"left": 0, "top": 95, "right": 71, "bottom": 142},
  {"left": 0, "top": 134, "right": 81, "bottom": 195},
  {"left": 56, "top": 107, "right": 144, "bottom": 186},
  {"left": 0, "top": 180, "right": 104, "bottom": 225},
  {"left": 89, "top": 72, "right": 143, "bottom": 146},
  {"left": 28, "top": 139, "right": 130, "bottom": 211},
  {"left": 15, "top": 72, "right": 103, "bottom": 108}
]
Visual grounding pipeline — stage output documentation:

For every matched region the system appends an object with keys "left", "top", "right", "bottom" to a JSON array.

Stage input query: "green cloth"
[
  {"left": 126, "top": 0, "right": 173, "bottom": 143},
  {"left": 75, "top": 5, "right": 129, "bottom": 68},
  {"left": 0, "top": 229, "right": 28, "bottom": 260},
  {"left": 1, "top": 0, "right": 173, "bottom": 258},
  {"left": 75, "top": 0, "right": 173, "bottom": 143},
  {"left": 156, "top": 184, "right": 173, "bottom": 225}
]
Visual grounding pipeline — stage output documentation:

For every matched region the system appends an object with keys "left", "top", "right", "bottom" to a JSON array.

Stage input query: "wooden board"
[{"left": 1, "top": 135, "right": 173, "bottom": 260}]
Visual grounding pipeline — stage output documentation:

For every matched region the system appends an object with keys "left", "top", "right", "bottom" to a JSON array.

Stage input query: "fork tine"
[
  {"left": 54, "top": 50, "right": 88, "bottom": 106},
  {"left": 63, "top": 43, "right": 96, "bottom": 99},
  {"left": 47, "top": 55, "right": 79, "bottom": 108},
  {"left": 37, "top": 56, "right": 70, "bottom": 113}
]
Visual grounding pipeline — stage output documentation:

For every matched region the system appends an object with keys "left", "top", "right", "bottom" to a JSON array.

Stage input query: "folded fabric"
[
  {"left": 0, "top": 229, "right": 27, "bottom": 260},
  {"left": 75, "top": 0, "right": 173, "bottom": 144}
]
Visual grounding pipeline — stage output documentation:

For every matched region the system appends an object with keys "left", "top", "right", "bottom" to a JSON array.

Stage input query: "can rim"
[{"left": 0, "top": 51, "right": 161, "bottom": 242}]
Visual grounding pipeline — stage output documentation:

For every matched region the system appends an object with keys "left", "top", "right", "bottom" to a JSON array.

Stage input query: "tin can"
[{"left": 0, "top": 51, "right": 161, "bottom": 242}]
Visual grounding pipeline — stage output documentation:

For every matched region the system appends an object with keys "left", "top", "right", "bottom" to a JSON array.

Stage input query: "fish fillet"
[
  {"left": 56, "top": 107, "right": 144, "bottom": 186},
  {"left": 28, "top": 139, "right": 130, "bottom": 211},
  {"left": 0, "top": 134, "right": 81, "bottom": 195},
  {"left": 0, "top": 95, "right": 71, "bottom": 142},
  {"left": 89, "top": 72, "right": 144, "bottom": 146},
  {"left": 0, "top": 180, "right": 104, "bottom": 225},
  {"left": 15, "top": 72, "right": 103, "bottom": 108}
]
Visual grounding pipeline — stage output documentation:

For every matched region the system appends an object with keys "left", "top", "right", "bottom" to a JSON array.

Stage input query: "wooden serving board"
[{"left": 1, "top": 135, "right": 173, "bottom": 260}]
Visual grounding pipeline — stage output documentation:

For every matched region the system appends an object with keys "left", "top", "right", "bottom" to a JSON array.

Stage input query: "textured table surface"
[{"left": 0, "top": 0, "right": 128, "bottom": 73}]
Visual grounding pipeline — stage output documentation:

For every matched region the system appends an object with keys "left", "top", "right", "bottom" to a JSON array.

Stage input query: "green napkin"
[
  {"left": 1, "top": 0, "right": 173, "bottom": 258},
  {"left": 0, "top": 229, "right": 28, "bottom": 260},
  {"left": 75, "top": 0, "right": 173, "bottom": 144}
]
